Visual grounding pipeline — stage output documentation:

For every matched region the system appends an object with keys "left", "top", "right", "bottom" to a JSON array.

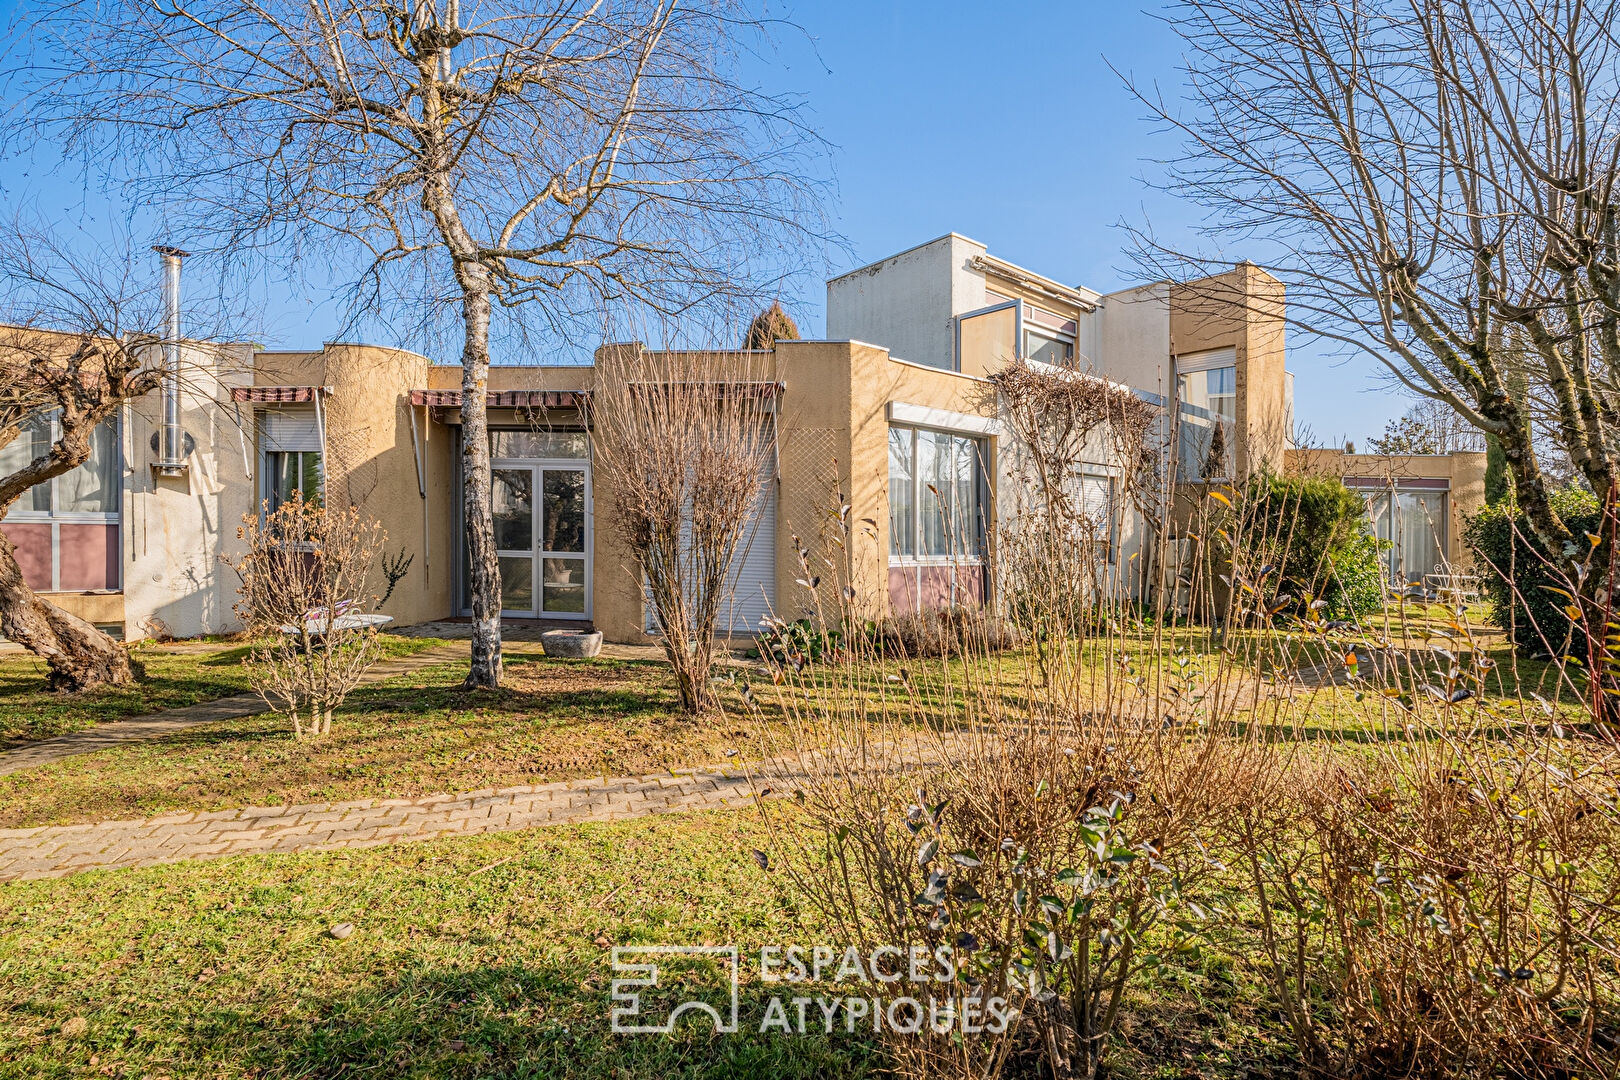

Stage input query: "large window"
[
  {"left": 1176, "top": 350, "right": 1238, "bottom": 481},
  {"left": 0, "top": 412, "right": 122, "bottom": 593},
  {"left": 1178, "top": 365, "right": 1236, "bottom": 424},
  {"left": 888, "top": 425, "right": 984, "bottom": 560},
  {"left": 0, "top": 413, "right": 121, "bottom": 518},
  {"left": 1359, "top": 483, "right": 1448, "bottom": 586}
]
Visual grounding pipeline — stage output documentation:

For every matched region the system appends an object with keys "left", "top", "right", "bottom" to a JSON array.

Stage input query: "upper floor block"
[{"left": 826, "top": 233, "right": 1293, "bottom": 480}]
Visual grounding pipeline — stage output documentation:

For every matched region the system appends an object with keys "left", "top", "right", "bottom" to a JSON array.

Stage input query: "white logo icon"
[{"left": 611, "top": 946, "right": 740, "bottom": 1034}]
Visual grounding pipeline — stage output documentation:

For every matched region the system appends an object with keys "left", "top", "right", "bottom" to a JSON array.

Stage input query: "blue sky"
[{"left": 0, "top": 0, "right": 1401, "bottom": 446}]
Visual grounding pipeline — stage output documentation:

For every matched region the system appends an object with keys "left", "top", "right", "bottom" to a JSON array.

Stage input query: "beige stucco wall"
[
  {"left": 567, "top": 340, "right": 1006, "bottom": 643},
  {"left": 252, "top": 344, "right": 454, "bottom": 628},
  {"left": 237, "top": 332, "right": 1122, "bottom": 645},
  {"left": 1286, "top": 448, "right": 1488, "bottom": 568},
  {"left": 1172, "top": 264, "right": 1289, "bottom": 478}
]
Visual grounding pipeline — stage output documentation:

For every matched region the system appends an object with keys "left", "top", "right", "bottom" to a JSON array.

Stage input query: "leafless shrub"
[
  {"left": 985, "top": 360, "right": 1157, "bottom": 674},
  {"left": 747, "top": 473, "right": 1619, "bottom": 1080},
  {"left": 589, "top": 347, "right": 776, "bottom": 714},
  {"left": 1232, "top": 726, "right": 1620, "bottom": 1077},
  {"left": 229, "top": 495, "right": 387, "bottom": 737},
  {"left": 751, "top": 494, "right": 1269, "bottom": 1080},
  {"left": 870, "top": 606, "right": 1021, "bottom": 660}
]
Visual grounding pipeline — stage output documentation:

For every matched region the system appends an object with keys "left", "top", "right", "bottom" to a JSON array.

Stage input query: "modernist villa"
[{"left": 0, "top": 234, "right": 1487, "bottom": 644}]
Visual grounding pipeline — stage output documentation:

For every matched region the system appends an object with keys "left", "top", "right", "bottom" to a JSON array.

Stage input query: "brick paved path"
[
  {"left": 0, "top": 643, "right": 470, "bottom": 778},
  {"left": 0, "top": 765, "right": 791, "bottom": 881}
]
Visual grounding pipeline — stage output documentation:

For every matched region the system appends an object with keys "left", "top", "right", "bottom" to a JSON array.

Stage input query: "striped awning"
[
  {"left": 409, "top": 389, "right": 589, "bottom": 408},
  {"left": 231, "top": 385, "right": 323, "bottom": 403}
]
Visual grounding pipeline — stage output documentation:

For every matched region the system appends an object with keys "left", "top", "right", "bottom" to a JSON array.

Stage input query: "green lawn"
[
  {"left": 0, "top": 809, "right": 875, "bottom": 1079},
  {"left": 1, "top": 618, "right": 1588, "bottom": 831},
  {"left": 0, "top": 654, "right": 800, "bottom": 829},
  {"left": 0, "top": 634, "right": 448, "bottom": 751},
  {"left": 0, "top": 804, "right": 1312, "bottom": 1080},
  {"left": 0, "top": 617, "right": 1587, "bottom": 1080}
]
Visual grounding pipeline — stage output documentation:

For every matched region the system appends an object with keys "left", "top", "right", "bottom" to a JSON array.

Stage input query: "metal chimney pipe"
[{"left": 152, "top": 245, "right": 189, "bottom": 475}]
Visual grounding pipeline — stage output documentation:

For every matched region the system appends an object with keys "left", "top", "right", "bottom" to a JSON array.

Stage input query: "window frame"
[
  {"left": 1175, "top": 350, "right": 1239, "bottom": 483},
  {"left": 887, "top": 423, "right": 988, "bottom": 566},
  {"left": 262, "top": 449, "right": 325, "bottom": 514},
  {"left": 1023, "top": 324, "right": 1076, "bottom": 367},
  {"left": 0, "top": 411, "right": 123, "bottom": 524}
]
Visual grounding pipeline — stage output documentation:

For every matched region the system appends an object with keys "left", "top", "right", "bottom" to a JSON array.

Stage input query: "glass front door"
[{"left": 487, "top": 463, "right": 590, "bottom": 619}]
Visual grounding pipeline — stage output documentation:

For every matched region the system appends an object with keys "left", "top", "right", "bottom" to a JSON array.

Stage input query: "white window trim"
[
  {"left": 886, "top": 402, "right": 1001, "bottom": 437},
  {"left": 888, "top": 424, "right": 988, "bottom": 567}
]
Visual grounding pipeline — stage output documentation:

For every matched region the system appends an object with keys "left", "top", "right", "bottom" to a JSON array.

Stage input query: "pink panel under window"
[
  {"left": 57, "top": 523, "right": 119, "bottom": 591},
  {"left": 0, "top": 523, "right": 53, "bottom": 591},
  {"left": 889, "top": 566, "right": 917, "bottom": 616},
  {"left": 916, "top": 567, "right": 957, "bottom": 611},
  {"left": 891, "top": 564, "right": 986, "bottom": 616},
  {"left": 954, "top": 566, "right": 986, "bottom": 606}
]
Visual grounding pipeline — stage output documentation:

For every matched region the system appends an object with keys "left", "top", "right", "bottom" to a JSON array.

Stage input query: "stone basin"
[{"left": 540, "top": 628, "right": 603, "bottom": 659}]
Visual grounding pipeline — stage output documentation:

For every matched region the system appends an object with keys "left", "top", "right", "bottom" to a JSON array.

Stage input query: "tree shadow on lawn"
[
  {"left": 193, "top": 960, "right": 875, "bottom": 1080},
  {"left": 0, "top": 656, "right": 781, "bottom": 828}
]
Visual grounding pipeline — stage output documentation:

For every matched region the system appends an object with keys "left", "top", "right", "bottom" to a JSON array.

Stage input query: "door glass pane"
[
  {"left": 918, "top": 429, "right": 950, "bottom": 557},
  {"left": 1396, "top": 491, "right": 1445, "bottom": 584},
  {"left": 950, "top": 435, "right": 982, "bottom": 557},
  {"left": 1361, "top": 491, "right": 1394, "bottom": 583},
  {"left": 298, "top": 451, "right": 322, "bottom": 506},
  {"left": 542, "top": 469, "right": 586, "bottom": 553},
  {"left": 492, "top": 469, "right": 533, "bottom": 551},
  {"left": 499, "top": 556, "right": 534, "bottom": 611},
  {"left": 542, "top": 557, "right": 586, "bottom": 613},
  {"left": 491, "top": 430, "right": 588, "bottom": 459}
]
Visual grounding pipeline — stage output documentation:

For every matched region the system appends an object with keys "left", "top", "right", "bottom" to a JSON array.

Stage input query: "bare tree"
[
  {"left": 589, "top": 346, "right": 775, "bottom": 714},
  {"left": 8, "top": 0, "right": 829, "bottom": 688},
  {"left": 1124, "top": 0, "right": 1620, "bottom": 586},
  {"left": 1369, "top": 396, "right": 1489, "bottom": 455},
  {"left": 0, "top": 224, "right": 174, "bottom": 690},
  {"left": 229, "top": 494, "right": 387, "bottom": 737}
]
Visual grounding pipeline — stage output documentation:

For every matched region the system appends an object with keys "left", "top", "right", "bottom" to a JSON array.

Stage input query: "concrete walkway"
[
  {"left": 0, "top": 642, "right": 471, "bottom": 778},
  {"left": 0, "top": 764, "right": 789, "bottom": 881}
]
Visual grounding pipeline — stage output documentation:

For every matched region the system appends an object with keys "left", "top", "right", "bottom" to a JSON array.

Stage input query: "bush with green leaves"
[
  {"left": 1326, "top": 528, "right": 1387, "bottom": 618},
  {"left": 1463, "top": 486, "right": 1600, "bottom": 655},
  {"left": 756, "top": 617, "right": 843, "bottom": 669},
  {"left": 1224, "top": 472, "right": 1385, "bottom": 619}
]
